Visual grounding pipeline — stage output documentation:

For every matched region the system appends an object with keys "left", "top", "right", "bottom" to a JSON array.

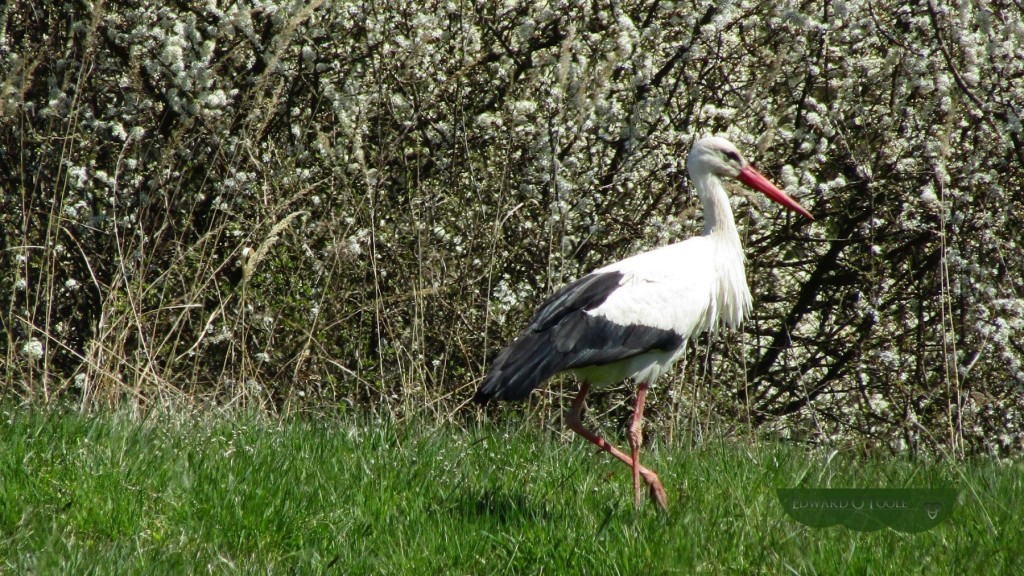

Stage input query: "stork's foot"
[
  {"left": 632, "top": 468, "right": 668, "bottom": 511},
  {"left": 644, "top": 472, "right": 669, "bottom": 511}
]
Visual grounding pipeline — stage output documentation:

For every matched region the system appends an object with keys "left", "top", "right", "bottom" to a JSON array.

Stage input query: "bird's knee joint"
[{"left": 628, "top": 427, "right": 642, "bottom": 448}]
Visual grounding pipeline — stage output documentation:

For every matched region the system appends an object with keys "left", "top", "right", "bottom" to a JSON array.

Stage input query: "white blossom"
[{"left": 22, "top": 339, "right": 44, "bottom": 361}]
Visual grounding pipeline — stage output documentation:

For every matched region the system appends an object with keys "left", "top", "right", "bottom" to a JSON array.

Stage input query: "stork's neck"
[
  {"left": 693, "top": 171, "right": 752, "bottom": 330},
  {"left": 695, "top": 173, "right": 741, "bottom": 247}
]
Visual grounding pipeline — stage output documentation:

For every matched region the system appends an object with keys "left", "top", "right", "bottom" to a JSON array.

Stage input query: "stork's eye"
[{"left": 724, "top": 150, "right": 741, "bottom": 163}]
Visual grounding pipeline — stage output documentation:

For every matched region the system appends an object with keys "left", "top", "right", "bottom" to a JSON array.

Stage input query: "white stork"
[{"left": 473, "top": 136, "right": 813, "bottom": 510}]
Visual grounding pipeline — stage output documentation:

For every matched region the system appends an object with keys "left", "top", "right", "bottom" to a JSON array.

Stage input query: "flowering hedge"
[{"left": 2, "top": 0, "right": 1022, "bottom": 454}]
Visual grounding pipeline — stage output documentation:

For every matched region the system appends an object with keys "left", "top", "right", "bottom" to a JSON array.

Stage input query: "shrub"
[{"left": 2, "top": 0, "right": 1022, "bottom": 454}]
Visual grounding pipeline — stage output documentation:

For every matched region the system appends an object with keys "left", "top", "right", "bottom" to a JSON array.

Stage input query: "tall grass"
[{"left": 2, "top": 407, "right": 1021, "bottom": 574}]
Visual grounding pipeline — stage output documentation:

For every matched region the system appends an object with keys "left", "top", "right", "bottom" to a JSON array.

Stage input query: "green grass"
[{"left": 1, "top": 407, "right": 1021, "bottom": 574}]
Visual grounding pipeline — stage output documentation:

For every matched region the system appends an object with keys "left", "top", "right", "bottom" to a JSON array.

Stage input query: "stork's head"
[
  {"left": 686, "top": 136, "right": 749, "bottom": 178},
  {"left": 687, "top": 137, "right": 814, "bottom": 221}
]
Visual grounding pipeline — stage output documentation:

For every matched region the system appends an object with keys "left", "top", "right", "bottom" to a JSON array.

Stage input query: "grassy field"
[{"left": 1, "top": 407, "right": 1021, "bottom": 574}]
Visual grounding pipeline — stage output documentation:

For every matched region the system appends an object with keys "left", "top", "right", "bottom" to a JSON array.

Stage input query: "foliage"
[{"left": 1, "top": 0, "right": 1023, "bottom": 453}]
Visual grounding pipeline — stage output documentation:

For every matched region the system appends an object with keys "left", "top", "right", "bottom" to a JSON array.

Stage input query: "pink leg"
[
  {"left": 629, "top": 382, "right": 650, "bottom": 509},
  {"left": 564, "top": 383, "right": 668, "bottom": 511}
]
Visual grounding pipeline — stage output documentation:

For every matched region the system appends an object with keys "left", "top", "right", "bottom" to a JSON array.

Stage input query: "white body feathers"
[{"left": 572, "top": 186, "right": 752, "bottom": 387}]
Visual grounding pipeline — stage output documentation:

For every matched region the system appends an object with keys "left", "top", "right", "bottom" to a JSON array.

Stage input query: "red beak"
[{"left": 737, "top": 166, "right": 814, "bottom": 221}]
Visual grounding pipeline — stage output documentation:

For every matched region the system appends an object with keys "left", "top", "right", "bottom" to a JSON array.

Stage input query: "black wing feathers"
[
  {"left": 473, "top": 271, "right": 684, "bottom": 403},
  {"left": 560, "top": 316, "right": 682, "bottom": 368},
  {"left": 530, "top": 272, "right": 623, "bottom": 331}
]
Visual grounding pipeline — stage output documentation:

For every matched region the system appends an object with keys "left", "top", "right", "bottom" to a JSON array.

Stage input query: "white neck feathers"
[{"left": 693, "top": 172, "right": 752, "bottom": 331}]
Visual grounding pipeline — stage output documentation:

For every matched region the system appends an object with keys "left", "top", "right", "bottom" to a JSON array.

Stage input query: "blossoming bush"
[{"left": 2, "top": 0, "right": 1022, "bottom": 454}]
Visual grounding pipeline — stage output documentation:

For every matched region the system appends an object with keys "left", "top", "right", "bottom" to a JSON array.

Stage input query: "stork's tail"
[{"left": 473, "top": 331, "right": 568, "bottom": 404}]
